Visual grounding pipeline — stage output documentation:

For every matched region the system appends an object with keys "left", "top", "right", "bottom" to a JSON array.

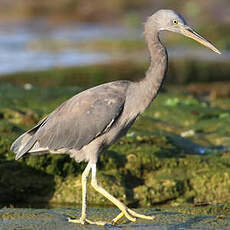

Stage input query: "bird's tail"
[
  {"left": 11, "top": 116, "right": 48, "bottom": 160},
  {"left": 11, "top": 131, "right": 37, "bottom": 160}
]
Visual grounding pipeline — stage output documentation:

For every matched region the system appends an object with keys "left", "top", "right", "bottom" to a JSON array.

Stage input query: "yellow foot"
[
  {"left": 67, "top": 217, "right": 110, "bottom": 226},
  {"left": 112, "top": 208, "right": 155, "bottom": 225}
]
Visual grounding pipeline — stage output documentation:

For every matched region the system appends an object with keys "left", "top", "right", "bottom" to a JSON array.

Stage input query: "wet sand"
[{"left": 1, "top": 207, "right": 230, "bottom": 230}]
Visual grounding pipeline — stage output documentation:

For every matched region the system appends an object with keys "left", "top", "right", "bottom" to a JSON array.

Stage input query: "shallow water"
[
  {"left": 0, "top": 207, "right": 229, "bottom": 230},
  {"left": 0, "top": 21, "right": 118, "bottom": 74},
  {"left": 0, "top": 20, "right": 229, "bottom": 75}
]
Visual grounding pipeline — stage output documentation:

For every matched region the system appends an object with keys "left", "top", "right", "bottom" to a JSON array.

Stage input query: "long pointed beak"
[{"left": 181, "top": 25, "right": 221, "bottom": 54}]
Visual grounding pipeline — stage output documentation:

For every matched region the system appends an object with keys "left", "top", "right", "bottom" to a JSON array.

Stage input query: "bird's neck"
[{"left": 133, "top": 27, "right": 168, "bottom": 114}]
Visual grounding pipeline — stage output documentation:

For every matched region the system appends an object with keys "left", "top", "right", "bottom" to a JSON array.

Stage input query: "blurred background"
[
  {"left": 1, "top": 0, "right": 230, "bottom": 210},
  {"left": 0, "top": 0, "right": 229, "bottom": 77}
]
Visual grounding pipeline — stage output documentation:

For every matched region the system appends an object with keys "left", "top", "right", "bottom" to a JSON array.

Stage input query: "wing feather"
[{"left": 34, "top": 81, "right": 129, "bottom": 151}]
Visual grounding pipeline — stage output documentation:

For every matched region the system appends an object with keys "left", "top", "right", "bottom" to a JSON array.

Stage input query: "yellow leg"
[
  {"left": 68, "top": 163, "right": 110, "bottom": 225},
  {"left": 68, "top": 162, "right": 111, "bottom": 226},
  {"left": 91, "top": 178, "right": 136, "bottom": 222},
  {"left": 91, "top": 163, "right": 155, "bottom": 224},
  {"left": 111, "top": 209, "right": 155, "bottom": 224},
  {"left": 68, "top": 162, "right": 154, "bottom": 225},
  {"left": 112, "top": 212, "right": 124, "bottom": 223}
]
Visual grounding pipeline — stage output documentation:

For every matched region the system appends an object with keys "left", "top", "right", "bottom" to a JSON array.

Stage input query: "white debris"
[
  {"left": 181, "top": 129, "right": 195, "bottom": 137},
  {"left": 126, "top": 132, "right": 135, "bottom": 137},
  {"left": 24, "top": 83, "right": 33, "bottom": 90}
]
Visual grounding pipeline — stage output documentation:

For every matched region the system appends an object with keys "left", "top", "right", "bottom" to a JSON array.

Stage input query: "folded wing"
[{"left": 11, "top": 81, "right": 129, "bottom": 160}]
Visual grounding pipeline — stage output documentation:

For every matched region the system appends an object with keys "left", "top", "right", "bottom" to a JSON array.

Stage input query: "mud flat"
[{"left": 1, "top": 205, "right": 230, "bottom": 230}]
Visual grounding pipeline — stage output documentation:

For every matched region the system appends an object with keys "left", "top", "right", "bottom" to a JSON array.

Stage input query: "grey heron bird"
[{"left": 11, "top": 9, "right": 220, "bottom": 225}]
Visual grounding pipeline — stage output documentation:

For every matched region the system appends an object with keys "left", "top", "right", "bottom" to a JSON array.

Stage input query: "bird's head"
[{"left": 146, "top": 9, "right": 221, "bottom": 54}]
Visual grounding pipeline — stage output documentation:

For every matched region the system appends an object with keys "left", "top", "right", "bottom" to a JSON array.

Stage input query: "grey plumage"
[
  {"left": 10, "top": 10, "right": 220, "bottom": 225},
  {"left": 11, "top": 81, "right": 129, "bottom": 161},
  {"left": 11, "top": 116, "right": 48, "bottom": 159}
]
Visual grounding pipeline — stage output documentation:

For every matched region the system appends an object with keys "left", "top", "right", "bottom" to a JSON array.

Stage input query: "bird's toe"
[{"left": 68, "top": 217, "right": 110, "bottom": 226}]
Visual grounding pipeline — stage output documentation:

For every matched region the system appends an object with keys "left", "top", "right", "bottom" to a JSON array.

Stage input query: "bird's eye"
[{"left": 173, "top": 20, "right": 178, "bottom": 24}]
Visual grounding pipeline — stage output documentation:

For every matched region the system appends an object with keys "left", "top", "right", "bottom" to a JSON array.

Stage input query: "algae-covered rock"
[
  {"left": 0, "top": 108, "right": 38, "bottom": 126},
  {"left": 50, "top": 171, "right": 127, "bottom": 205},
  {"left": 134, "top": 176, "right": 184, "bottom": 206},
  {"left": 171, "top": 203, "right": 230, "bottom": 216},
  {"left": 1, "top": 65, "right": 230, "bottom": 208},
  {"left": 191, "top": 170, "right": 230, "bottom": 204}
]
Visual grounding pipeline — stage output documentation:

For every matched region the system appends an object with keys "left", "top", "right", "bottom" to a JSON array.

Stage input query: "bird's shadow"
[{"left": 0, "top": 157, "right": 55, "bottom": 208}]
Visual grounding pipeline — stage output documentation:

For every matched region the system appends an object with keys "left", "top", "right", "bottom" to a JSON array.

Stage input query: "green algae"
[
  {"left": 1, "top": 63, "right": 230, "bottom": 209},
  {"left": 1, "top": 59, "right": 230, "bottom": 88},
  {"left": 0, "top": 62, "right": 145, "bottom": 88}
]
